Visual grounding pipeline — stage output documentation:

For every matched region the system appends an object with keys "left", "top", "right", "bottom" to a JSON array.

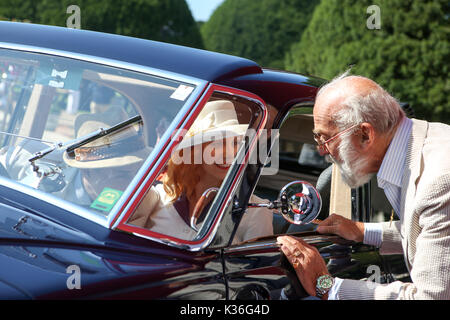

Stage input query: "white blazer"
[{"left": 337, "top": 119, "right": 450, "bottom": 299}]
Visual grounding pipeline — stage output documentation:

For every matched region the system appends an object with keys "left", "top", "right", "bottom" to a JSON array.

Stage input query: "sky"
[{"left": 185, "top": 0, "right": 225, "bottom": 22}]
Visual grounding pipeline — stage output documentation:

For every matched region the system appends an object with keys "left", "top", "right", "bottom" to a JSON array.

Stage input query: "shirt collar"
[{"left": 377, "top": 117, "right": 412, "bottom": 188}]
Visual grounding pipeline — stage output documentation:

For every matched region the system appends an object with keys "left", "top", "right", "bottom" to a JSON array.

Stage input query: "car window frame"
[{"left": 114, "top": 84, "right": 268, "bottom": 252}]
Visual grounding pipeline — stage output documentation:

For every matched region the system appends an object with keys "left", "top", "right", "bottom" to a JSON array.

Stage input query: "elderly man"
[{"left": 278, "top": 73, "right": 450, "bottom": 300}]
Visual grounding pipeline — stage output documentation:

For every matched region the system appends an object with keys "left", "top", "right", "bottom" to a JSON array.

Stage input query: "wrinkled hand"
[
  {"left": 277, "top": 235, "right": 330, "bottom": 298},
  {"left": 316, "top": 213, "right": 365, "bottom": 242}
]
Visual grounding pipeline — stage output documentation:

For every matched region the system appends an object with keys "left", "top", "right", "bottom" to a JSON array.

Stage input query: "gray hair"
[{"left": 317, "top": 71, "right": 405, "bottom": 134}]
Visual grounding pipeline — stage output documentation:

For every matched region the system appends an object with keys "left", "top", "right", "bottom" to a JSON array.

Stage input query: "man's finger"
[
  {"left": 279, "top": 243, "right": 305, "bottom": 270},
  {"left": 278, "top": 236, "right": 314, "bottom": 253},
  {"left": 317, "top": 214, "right": 339, "bottom": 226},
  {"left": 279, "top": 240, "right": 298, "bottom": 260},
  {"left": 277, "top": 237, "right": 304, "bottom": 254},
  {"left": 316, "top": 225, "right": 337, "bottom": 234},
  {"left": 277, "top": 235, "right": 299, "bottom": 247}
]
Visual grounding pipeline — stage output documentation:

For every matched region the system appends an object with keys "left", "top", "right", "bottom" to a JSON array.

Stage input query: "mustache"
[{"left": 334, "top": 135, "right": 373, "bottom": 188}]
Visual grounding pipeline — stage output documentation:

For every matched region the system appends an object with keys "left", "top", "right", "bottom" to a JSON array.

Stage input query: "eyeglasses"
[{"left": 313, "top": 123, "right": 361, "bottom": 156}]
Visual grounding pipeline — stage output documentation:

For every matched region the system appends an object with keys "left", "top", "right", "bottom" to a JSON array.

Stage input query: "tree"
[
  {"left": 0, "top": 0, "right": 37, "bottom": 22},
  {"left": 285, "top": 0, "right": 450, "bottom": 123},
  {"left": 201, "top": 0, "right": 319, "bottom": 69},
  {"left": 0, "top": 0, "right": 204, "bottom": 49}
]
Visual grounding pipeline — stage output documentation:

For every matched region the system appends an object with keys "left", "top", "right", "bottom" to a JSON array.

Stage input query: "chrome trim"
[
  {"left": 224, "top": 239, "right": 281, "bottom": 253},
  {"left": 191, "top": 187, "right": 219, "bottom": 232},
  {"left": 224, "top": 234, "right": 346, "bottom": 254},
  {"left": 0, "top": 43, "right": 208, "bottom": 228},
  {"left": 127, "top": 231, "right": 192, "bottom": 251},
  {"left": 0, "top": 42, "right": 205, "bottom": 87}
]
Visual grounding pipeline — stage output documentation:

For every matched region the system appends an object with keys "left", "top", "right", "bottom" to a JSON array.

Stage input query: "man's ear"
[{"left": 359, "top": 122, "right": 375, "bottom": 148}]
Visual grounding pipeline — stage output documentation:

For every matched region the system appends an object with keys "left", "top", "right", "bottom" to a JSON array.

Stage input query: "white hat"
[{"left": 175, "top": 100, "right": 248, "bottom": 151}]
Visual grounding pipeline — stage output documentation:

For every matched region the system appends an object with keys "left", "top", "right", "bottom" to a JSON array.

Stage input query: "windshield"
[{"left": 0, "top": 48, "right": 196, "bottom": 218}]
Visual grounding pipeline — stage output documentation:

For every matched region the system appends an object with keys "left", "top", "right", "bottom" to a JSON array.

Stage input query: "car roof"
[{"left": 0, "top": 21, "right": 262, "bottom": 82}]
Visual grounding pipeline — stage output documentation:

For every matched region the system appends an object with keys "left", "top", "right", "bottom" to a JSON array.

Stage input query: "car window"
[
  {"left": 252, "top": 106, "right": 331, "bottom": 235},
  {"left": 0, "top": 48, "right": 195, "bottom": 218},
  {"left": 127, "top": 91, "right": 265, "bottom": 243}
]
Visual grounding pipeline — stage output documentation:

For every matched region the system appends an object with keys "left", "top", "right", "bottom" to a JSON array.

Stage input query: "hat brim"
[{"left": 175, "top": 124, "right": 248, "bottom": 151}]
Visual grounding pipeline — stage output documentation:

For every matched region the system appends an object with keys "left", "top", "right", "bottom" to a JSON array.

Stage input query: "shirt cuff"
[
  {"left": 363, "top": 222, "right": 383, "bottom": 247},
  {"left": 327, "top": 277, "right": 343, "bottom": 300}
]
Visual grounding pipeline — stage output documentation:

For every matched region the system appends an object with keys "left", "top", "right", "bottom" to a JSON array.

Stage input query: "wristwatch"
[{"left": 315, "top": 274, "right": 334, "bottom": 299}]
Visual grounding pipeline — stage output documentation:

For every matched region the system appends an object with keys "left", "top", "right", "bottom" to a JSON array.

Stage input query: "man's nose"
[{"left": 316, "top": 144, "right": 329, "bottom": 156}]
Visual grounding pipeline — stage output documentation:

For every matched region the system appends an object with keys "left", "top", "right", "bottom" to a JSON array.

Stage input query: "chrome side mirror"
[{"left": 249, "top": 180, "right": 322, "bottom": 225}]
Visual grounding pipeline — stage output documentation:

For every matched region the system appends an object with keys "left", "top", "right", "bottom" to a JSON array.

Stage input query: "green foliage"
[
  {"left": 286, "top": 0, "right": 450, "bottom": 123},
  {"left": 0, "top": 0, "right": 37, "bottom": 22},
  {"left": 0, "top": 0, "right": 203, "bottom": 48},
  {"left": 201, "top": 0, "right": 319, "bottom": 69}
]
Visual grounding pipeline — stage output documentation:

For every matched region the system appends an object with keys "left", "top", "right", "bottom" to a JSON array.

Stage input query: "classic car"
[{"left": 0, "top": 21, "right": 409, "bottom": 300}]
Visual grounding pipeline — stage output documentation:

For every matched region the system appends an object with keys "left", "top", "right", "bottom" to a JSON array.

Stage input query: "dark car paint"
[
  {"left": 219, "top": 69, "right": 322, "bottom": 130},
  {"left": 0, "top": 22, "right": 408, "bottom": 299},
  {"left": 0, "top": 185, "right": 225, "bottom": 299}
]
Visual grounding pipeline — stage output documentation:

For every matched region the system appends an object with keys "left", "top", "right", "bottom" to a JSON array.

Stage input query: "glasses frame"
[{"left": 313, "top": 123, "right": 361, "bottom": 156}]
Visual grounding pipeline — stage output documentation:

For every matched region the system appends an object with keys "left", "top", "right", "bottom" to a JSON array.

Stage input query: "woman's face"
[{"left": 200, "top": 136, "right": 242, "bottom": 181}]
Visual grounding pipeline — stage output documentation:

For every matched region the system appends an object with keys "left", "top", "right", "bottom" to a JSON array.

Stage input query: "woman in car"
[{"left": 130, "top": 100, "right": 273, "bottom": 243}]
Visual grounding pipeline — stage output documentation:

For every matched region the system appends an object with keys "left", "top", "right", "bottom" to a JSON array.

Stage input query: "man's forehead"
[
  {"left": 312, "top": 112, "right": 331, "bottom": 133},
  {"left": 313, "top": 93, "right": 343, "bottom": 132}
]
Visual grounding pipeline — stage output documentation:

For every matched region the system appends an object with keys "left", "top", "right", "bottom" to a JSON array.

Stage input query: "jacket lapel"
[{"left": 400, "top": 118, "right": 428, "bottom": 268}]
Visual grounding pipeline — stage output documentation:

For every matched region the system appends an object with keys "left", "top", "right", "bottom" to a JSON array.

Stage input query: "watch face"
[{"left": 317, "top": 275, "right": 334, "bottom": 290}]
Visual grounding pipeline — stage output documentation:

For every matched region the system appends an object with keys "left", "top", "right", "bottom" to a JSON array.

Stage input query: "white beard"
[{"left": 327, "top": 135, "right": 374, "bottom": 188}]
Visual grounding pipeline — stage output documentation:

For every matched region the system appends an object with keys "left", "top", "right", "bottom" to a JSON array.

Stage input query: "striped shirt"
[
  {"left": 329, "top": 116, "right": 412, "bottom": 300},
  {"left": 364, "top": 116, "right": 412, "bottom": 247}
]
